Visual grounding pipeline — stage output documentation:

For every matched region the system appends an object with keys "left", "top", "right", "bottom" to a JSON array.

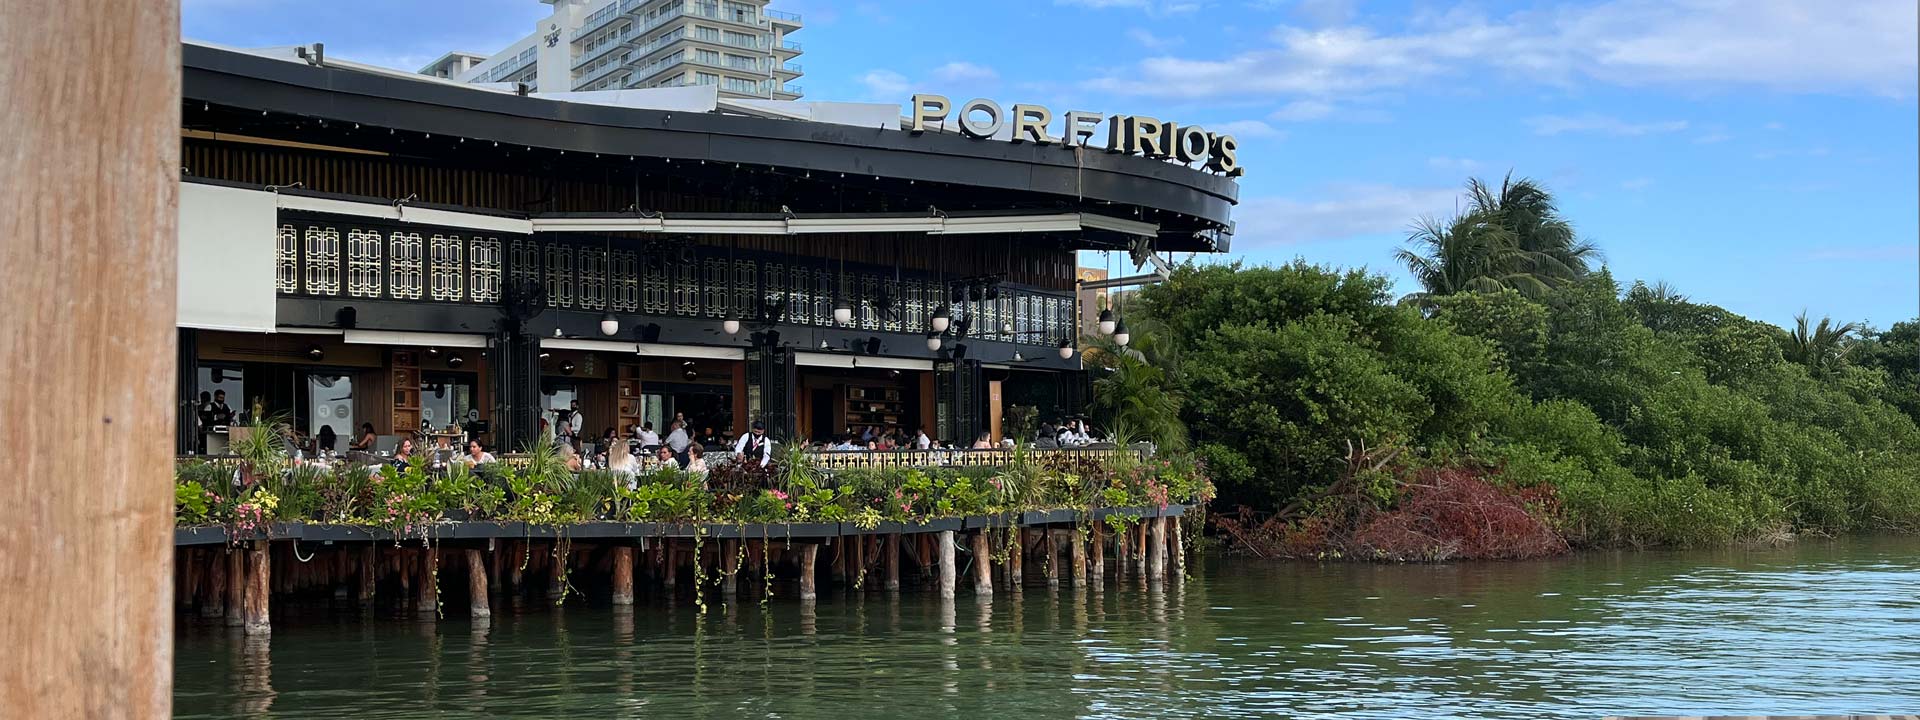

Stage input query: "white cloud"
[
  {"left": 1805, "top": 244, "right": 1920, "bottom": 261},
  {"left": 857, "top": 69, "right": 910, "bottom": 98},
  {"left": 1620, "top": 177, "right": 1654, "bottom": 190},
  {"left": 1269, "top": 99, "right": 1335, "bottom": 121},
  {"left": 1526, "top": 114, "right": 1688, "bottom": 136},
  {"left": 1763, "top": 121, "right": 1786, "bottom": 130},
  {"left": 1085, "top": 0, "right": 1918, "bottom": 101},
  {"left": 932, "top": 61, "right": 998, "bottom": 84},
  {"left": 1693, "top": 131, "right": 1732, "bottom": 144},
  {"left": 1427, "top": 156, "right": 1481, "bottom": 172},
  {"left": 1126, "top": 28, "right": 1184, "bottom": 50},
  {"left": 1210, "top": 119, "right": 1283, "bottom": 138},
  {"left": 1233, "top": 184, "right": 1463, "bottom": 248}
]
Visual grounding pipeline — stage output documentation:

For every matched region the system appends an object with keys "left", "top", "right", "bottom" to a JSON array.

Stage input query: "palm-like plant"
[
  {"left": 1467, "top": 173, "right": 1602, "bottom": 278},
  {"left": 1083, "top": 320, "right": 1187, "bottom": 451},
  {"left": 1785, "top": 310, "right": 1865, "bottom": 377}
]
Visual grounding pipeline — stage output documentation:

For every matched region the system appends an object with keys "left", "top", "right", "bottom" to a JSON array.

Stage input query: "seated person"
[
  {"left": 351, "top": 422, "right": 377, "bottom": 451},
  {"left": 654, "top": 445, "right": 684, "bottom": 470},
  {"left": 556, "top": 442, "right": 583, "bottom": 472},
  {"left": 458, "top": 439, "right": 496, "bottom": 465},
  {"left": 970, "top": 432, "right": 994, "bottom": 450},
  {"left": 1033, "top": 423, "right": 1061, "bottom": 449}
]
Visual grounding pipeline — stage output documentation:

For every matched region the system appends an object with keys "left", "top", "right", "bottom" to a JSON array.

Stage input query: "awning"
[
  {"left": 794, "top": 353, "right": 932, "bottom": 371},
  {"left": 178, "top": 182, "right": 278, "bottom": 332},
  {"left": 541, "top": 338, "right": 745, "bottom": 360},
  {"left": 343, "top": 330, "right": 488, "bottom": 348}
]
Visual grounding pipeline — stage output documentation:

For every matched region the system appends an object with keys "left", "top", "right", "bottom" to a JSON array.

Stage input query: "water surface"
[{"left": 175, "top": 535, "right": 1920, "bottom": 718}]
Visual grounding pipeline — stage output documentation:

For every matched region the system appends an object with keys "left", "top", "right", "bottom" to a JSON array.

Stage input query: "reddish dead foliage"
[{"left": 1214, "top": 464, "right": 1568, "bottom": 562}]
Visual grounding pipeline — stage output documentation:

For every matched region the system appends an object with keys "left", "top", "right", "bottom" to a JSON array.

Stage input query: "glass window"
[
  {"left": 422, "top": 372, "right": 476, "bottom": 432},
  {"left": 305, "top": 373, "right": 354, "bottom": 448}
]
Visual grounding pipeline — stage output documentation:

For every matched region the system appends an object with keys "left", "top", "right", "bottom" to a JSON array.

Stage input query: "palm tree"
[
  {"left": 1082, "top": 316, "right": 1187, "bottom": 450},
  {"left": 1394, "top": 213, "right": 1541, "bottom": 308},
  {"left": 1785, "top": 310, "right": 1865, "bottom": 377},
  {"left": 1467, "top": 172, "right": 1602, "bottom": 278}
]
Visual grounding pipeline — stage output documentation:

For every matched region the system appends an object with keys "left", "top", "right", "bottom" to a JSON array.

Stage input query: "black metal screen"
[
  {"left": 490, "top": 326, "right": 542, "bottom": 451},
  {"left": 935, "top": 359, "right": 984, "bottom": 445},
  {"left": 746, "top": 347, "right": 795, "bottom": 442}
]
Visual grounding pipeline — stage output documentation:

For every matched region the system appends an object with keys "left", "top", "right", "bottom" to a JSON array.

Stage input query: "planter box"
[
  {"left": 1018, "top": 509, "right": 1079, "bottom": 526},
  {"left": 174, "top": 526, "right": 228, "bottom": 546}
]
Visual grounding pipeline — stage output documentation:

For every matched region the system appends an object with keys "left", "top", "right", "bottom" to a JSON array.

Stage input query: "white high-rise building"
[{"left": 421, "top": 0, "right": 802, "bottom": 99}]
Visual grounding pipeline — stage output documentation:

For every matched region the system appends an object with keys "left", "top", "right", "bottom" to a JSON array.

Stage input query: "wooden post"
[
  {"left": 467, "top": 549, "right": 491, "bottom": 618},
  {"left": 970, "top": 531, "right": 992, "bottom": 597},
  {"left": 417, "top": 547, "right": 440, "bottom": 618},
  {"left": 244, "top": 541, "right": 272, "bottom": 635},
  {"left": 937, "top": 530, "right": 957, "bottom": 600},
  {"left": 1133, "top": 523, "right": 1148, "bottom": 575},
  {"left": 201, "top": 550, "right": 226, "bottom": 618},
  {"left": 1113, "top": 524, "right": 1128, "bottom": 580},
  {"left": 661, "top": 540, "right": 677, "bottom": 591},
  {"left": 883, "top": 533, "right": 901, "bottom": 592},
  {"left": 225, "top": 549, "right": 247, "bottom": 627},
  {"left": 358, "top": 545, "right": 377, "bottom": 607},
  {"left": 1043, "top": 529, "right": 1060, "bottom": 588},
  {"left": 603, "top": 545, "right": 631, "bottom": 605},
  {"left": 1169, "top": 517, "right": 1186, "bottom": 576},
  {"left": 798, "top": 544, "right": 819, "bottom": 601},
  {"left": 0, "top": 0, "right": 179, "bottom": 712},
  {"left": 830, "top": 535, "right": 847, "bottom": 586},
  {"left": 848, "top": 534, "right": 865, "bottom": 589},
  {"left": 721, "top": 539, "right": 740, "bottom": 595},
  {"left": 1006, "top": 528, "right": 1024, "bottom": 587},
  {"left": 1090, "top": 523, "right": 1106, "bottom": 584},
  {"left": 1069, "top": 528, "right": 1087, "bottom": 588},
  {"left": 1146, "top": 517, "right": 1165, "bottom": 583}
]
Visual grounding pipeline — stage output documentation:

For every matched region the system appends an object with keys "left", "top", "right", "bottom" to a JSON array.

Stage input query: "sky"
[{"left": 182, "top": 0, "right": 1920, "bottom": 328}]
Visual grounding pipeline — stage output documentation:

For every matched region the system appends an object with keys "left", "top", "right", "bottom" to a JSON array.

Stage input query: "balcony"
[
  {"left": 773, "top": 84, "right": 802, "bottom": 98},
  {"left": 774, "top": 40, "right": 802, "bottom": 55},
  {"left": 766, "top": 9, "right": 802, "bottom": 27},
  {"left": 774, "top": 62, "right": 802, "bottom": 76}
]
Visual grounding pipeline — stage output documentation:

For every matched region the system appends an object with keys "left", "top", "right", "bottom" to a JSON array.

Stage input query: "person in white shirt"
[
  {"left": 636, "top": 422, "right": 661, "bottom": 449},
  {"left": 459, "top": 439, "right": 496, "bottom": 465},
  {"left": 913, "top": 426, "right": 932, "bottom": 450},
  {"left": 733, "top": 421, "right": 773, "bottom": 467},
  {"left": 607, "top": 439, "right": 638, "bottom": 488},
  {"left": 665, "top": 421, "right": 691, "bottom": 460}
]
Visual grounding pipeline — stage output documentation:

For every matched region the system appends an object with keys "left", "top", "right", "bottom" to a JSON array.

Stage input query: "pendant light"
[
  {"left": 929, "top": 237, "right": 950, "bottom": 332},
  {"left": 1096, "top": 250, "right": 1116, "bottom": 335},
  {"left": 1112, "top": 319, "right": 1131, "bottom": 348},
  {"left": 926, "top": 332, "right": 943, "bottom": 352},
  {"left": 832, "top": 246, "right": 853, "bottom": 325},
  {"left": 1058, "top": 337, "right": 1075, "bottom": 359},
  {"left": 722, "top": 237, "right": 741, "bottom": 334},
  {"left": 597, "top": 238, "right": 620, "bottom": 336}
]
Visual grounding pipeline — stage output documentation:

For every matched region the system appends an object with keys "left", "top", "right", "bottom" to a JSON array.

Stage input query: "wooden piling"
[
  {"left": 1133, "top": 523, "right": 1148, "bottom": 575},
  {"left": 884, "top": 533, "right": 901, "bottom": 592},
  {"left": 721, "top": 539, "right": 740, "bottom": 595},
  {"left": 1090, "top": 523, "right": 1107, "bottom": 584},
  {"left": 417, "top": 547, "right": 439, "bottom": 618},
  {"left": 1114, "top": 523, "right": 1129, "bottom": 580},
  {"left": 661, "top": 540, "right": 677, "bottom": 591},
  {"left": 1146, "top": 517, "right": 1166, "bottom": 583},
  {"left": 610, "top": 546, "right": 634, "bottom": 605},
  {"left": 1044, "top": 529, "right": 1061, "bottom": 588},
  {"left": 226, "top": 549, "right": 247, "bottom": 627},
  {"left": 201, "top": 550, "right": 225, "bottom": 618},
  {"left": 358, "top": 545, "right": 376, "bottom": 607},
  {"left": 970, "top": 531, "right": 992, "bottom": 597},
  {"left": 849, "top": 534, "right": 865, "bottom": 589},
  {"left": 244, "top": 541, "right": 271, "bottom": 635},
  {"left": 1007, "top": 528, "right": 1024, "bottom": 587},
  {"left": 1169, "top": 517, "right": 1186, "bottom": 576},
  {"left": 467, "top": 549, "right": 491, "bottom": 618},
  {"left": 1070, "top": 528, "right": 1087, "bottom": 588},
  {"left": 937, "top": 530, "right": 957, "bottom": 600},
  {"left": 798, "top": 544, "right": 819, "bottom": 601}
]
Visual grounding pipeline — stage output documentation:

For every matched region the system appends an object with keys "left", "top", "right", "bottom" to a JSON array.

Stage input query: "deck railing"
[{"left": 180, "top": 446, "right": 1150, "bottom": 475}]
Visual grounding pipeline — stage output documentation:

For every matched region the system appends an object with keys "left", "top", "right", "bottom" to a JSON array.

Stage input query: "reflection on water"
[{"left": 175, "top": 536, "right": 1920, "bottom": 719}]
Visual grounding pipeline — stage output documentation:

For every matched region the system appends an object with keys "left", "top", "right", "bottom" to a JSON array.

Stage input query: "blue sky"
[{"left": 183, "top": 0, "right": 1919, "bottom": 327}]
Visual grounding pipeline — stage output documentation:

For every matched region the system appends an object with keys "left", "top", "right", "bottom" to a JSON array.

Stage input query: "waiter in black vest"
[{"left": 732, "top": 420, "right": 772, "bottom": 467}]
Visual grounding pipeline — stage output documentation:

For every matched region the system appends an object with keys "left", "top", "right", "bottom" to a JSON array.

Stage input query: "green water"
[{"left": 174, "top": 536, "right": 1920, "bottom": 718}]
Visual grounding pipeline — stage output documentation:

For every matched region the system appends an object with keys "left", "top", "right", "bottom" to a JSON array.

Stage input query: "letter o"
[
  {"left": 958, "top": 98, "right": 1004, "bottom": 139},
  {"left": 1175, "top": 126, "right": 1211, "bottom": 164}
]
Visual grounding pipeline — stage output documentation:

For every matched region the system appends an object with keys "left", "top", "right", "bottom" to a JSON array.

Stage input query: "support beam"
[
  {"left": 884, "top": 533, "right": 901, "bottom": 592},
  {"left": 226, "top": 549, "right": 247, "bottom": 626},
  {"left": 467, "top": 549, "right": 491, "bottom": 618},
  {"left": 1114, "top": 523, "right": 1128, "bottom": 580},
  {"left": 721, "top": 539, "right": 740, "bottom": 595},
  {"left": 1044, "top": 529, "right": 1060, "bottom": 588},
  {"left": 0, "top": 0, "right": 179, "bottom": 712},
  {"left": 1147, "top": 517, "right": 1166, "bottom": 584},
  {"left": 610, "top": 546, "right": 634, "bottom": 606},
  {"left": 1007, "top": 529, "right": 1024, "bottom": 587},
  {"left": 970, "top": 531, "right": 992, "bottom": 597},
  {"left": 798, "top": 544, "right": 819, "bottom": 601},
  {"left": 244, "top": 541, "right": 272, "bottom": 635},
  {"left": 937, "top": 531, "right": 957, "bottom": 600},
  {"left": 1070, "top": 528, "right": 1088, "bottom": 588},
  {"left": 849, "top": 534, "right": 865, "bottom": 590},
  {"left": 661, "top": 540, "right": 677, "bottom": 591},
  {"left": 417, "top": 547, "right": 439, "bottom": 618},
  {"left": 201, "top": 550, "right": 225, "bottom": 618},
  {"left": 1090, "top": 523, "right": 1106, "bottom": 584},
  {"left": 1169, "top": 517, "right": 1186, "bottom": 576}
]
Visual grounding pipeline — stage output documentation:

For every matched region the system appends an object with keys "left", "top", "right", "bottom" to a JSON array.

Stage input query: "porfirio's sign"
[{"left": 907, "top": 94, "right": 1243, "bottom": 177}]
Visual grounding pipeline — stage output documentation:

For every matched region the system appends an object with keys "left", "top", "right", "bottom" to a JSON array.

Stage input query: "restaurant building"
[{"left": 173, "top": 41, "right": 1239, "bottom": 455}]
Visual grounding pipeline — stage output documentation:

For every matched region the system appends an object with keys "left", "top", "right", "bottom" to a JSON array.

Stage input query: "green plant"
[{"left": 175, "top": 480, "right": 211, "bottom": 526}]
